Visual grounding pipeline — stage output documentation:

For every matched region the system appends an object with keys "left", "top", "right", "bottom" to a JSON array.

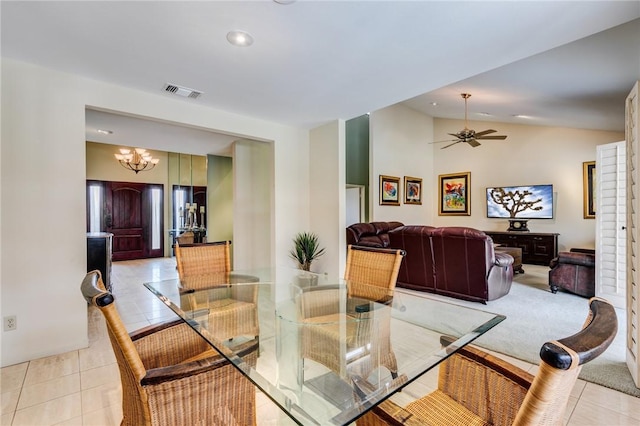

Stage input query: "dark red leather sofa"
[
  {"left": 346, "top": 222, "right": 514, "bottom": 303},
  {"left": 346, "top": 221, "right": 404, "bottom": 248}
]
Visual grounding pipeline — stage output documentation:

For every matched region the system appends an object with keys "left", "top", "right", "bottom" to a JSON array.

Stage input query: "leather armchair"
[{"left": 549, "top": 248, "right": 595, "bottom": 297}]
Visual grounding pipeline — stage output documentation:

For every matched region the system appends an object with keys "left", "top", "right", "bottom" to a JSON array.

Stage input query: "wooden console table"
[{"left": 485, "top": 231, "right": 559, "bottom": 266}]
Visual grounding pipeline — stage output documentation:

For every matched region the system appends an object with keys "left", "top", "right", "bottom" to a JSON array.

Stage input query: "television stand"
[
  {"left": 507, "top": 219, "right": 529, "bottom": 232},
  {"left": 484, "top": 231, "right": 559, "bottom": 266}
]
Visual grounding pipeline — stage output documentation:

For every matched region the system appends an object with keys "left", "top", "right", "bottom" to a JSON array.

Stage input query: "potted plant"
[
  {"left": 290, "top": 232, "right": 325, "bottom": 288},
  {"left": 290, "top": 232, "right": 325, "bottom": 271}
]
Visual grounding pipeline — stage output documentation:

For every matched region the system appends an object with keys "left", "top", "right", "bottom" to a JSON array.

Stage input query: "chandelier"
[{"left": 114, "top": 148, "right": 159, "bottom": 174}]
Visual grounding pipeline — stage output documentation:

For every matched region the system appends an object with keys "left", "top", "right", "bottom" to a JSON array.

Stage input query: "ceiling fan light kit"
[{"left": 432, "top": 93, "right": 508, "bottom": 149}]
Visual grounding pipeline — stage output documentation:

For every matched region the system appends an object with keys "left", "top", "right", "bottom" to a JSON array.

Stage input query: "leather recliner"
[
  {"left": 549, "top": 248, "right": 595, "bottom": 298},
  {"left": 429, "top": 227, "right": 513, "bottom": 303}
]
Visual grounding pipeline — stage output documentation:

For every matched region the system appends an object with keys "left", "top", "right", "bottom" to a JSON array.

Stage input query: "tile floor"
[{"left": 2, "top": 258, "right": 640, "bottom": 425}]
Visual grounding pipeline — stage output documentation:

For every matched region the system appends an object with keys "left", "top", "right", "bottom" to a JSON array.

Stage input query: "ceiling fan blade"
[
  {"left": 441, "top": 140, "right": 462, "bottom": 149},
  {"left": 476, "top": 135, "right": 507, "bottom": 140},
  {"left": 448, "top": 133, "right": 462, "bottom": 138},
  {"left": 474, "top": 129, "right": 497, "bottom": 137},
  {"left": 429, "top": 138, "right": 459, "bottom": 144},
  {"left": 466, "top": 139, "right": 481, "bottom": 148}
]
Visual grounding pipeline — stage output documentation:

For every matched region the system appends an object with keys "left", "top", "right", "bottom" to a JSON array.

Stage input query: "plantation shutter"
[
  {"left": 626, "top": 81, "right": 639, "bottom": 387},
  {"left": 596, "top": 141, "right": 626, "bottom": 309}
]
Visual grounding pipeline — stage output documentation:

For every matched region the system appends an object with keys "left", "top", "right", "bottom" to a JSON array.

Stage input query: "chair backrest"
[
  {"left": 344, "top": 245, "right": 405, "bottom": 302},
  {"left": 513, "top": 297, "right": 618, "bottom": 425},
  {"left": 81, "top": 270, "right": 150, "bottom": 425},
  {"left": 175, "top": 231, "right": 194, "bottom": 245},
  {"left": 175, "top": 240, "right": 231, "bottom": 279}
]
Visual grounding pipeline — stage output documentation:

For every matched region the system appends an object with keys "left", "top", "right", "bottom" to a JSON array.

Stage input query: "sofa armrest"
[{"left": 494, "top": 251, "right": 514, "bottom": 267}]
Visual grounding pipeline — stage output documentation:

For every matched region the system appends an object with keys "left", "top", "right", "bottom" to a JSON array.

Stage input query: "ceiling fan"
[{"left": 432, "top": 93, "right": 507, "bottom": 149}]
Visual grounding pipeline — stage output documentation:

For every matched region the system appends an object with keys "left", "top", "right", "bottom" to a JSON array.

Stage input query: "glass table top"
[{"left": 144, "top": 269, "right": 505, "bottom": 425}]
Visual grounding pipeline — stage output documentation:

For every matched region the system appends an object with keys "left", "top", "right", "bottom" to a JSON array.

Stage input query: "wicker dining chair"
[
  {"left": 175, "top": 240, "right": 259, "bottom": 341},
  {"left": 357, "top": 297, "right": 618, "bottom": 426},
  {"left": 175, "top": 240, "right": 231, "bottom": 278},
  {"left": 300, "top": 245, "right": 406, "bottom": 379},
  {"left": 344, "top": 245, "right": 406, "bottom": 303},
  {"left": 81, "top": 270, "right": 258, "bottom": 426},
  {"left": 175, "top": 230, "right": 194, "bottom": 245}
]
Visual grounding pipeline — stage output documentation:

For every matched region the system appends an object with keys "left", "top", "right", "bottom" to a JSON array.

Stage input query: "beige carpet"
[{"left": 397, "top": 264, "right": 639, "bottom": 398}]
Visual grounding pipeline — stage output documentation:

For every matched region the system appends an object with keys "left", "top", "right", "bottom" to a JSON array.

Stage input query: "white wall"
[
  {"left": 310, "top": 120, "right": 345, "bottom": 280},
  {"left": 232, "top": 140, "right": 272, "bottom": 271},
  {"left": 370, "top": 104, "right": 436, "bottom": 225},
  {"left": 432, "top": 118, "right": 624, "bottom": 250},
  {"left": 1, "top": 59, "right": 310, "bottom": 366}
]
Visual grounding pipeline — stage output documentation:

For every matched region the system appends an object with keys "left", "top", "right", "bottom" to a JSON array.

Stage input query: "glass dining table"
[{"left": 144, "top": 268, "right": 505, "bottom": 425}]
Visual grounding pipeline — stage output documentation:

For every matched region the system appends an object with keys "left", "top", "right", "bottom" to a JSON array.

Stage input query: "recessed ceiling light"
[
  {"left": 97, "top": 129, "right": 113, "bottom": 135},
  {"left": 512, "top": 114, "right": 533, "bottom": 119},
  {"left": 477, "top": 112, "right": 492, "bottom": 116},
  {"left": 227, "top": 30, "right": 254, "bottom": 47},
  {"left": 430, "top": 102, "right": 438, "bottom": 106}
]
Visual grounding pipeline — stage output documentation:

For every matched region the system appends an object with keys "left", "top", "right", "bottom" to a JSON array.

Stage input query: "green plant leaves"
[{"left": 289, "top": 232, "right": 325, "bottom": 271}]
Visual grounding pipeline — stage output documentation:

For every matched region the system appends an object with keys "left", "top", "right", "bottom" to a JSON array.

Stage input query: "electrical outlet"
[{"left": 4, "top": 315, "right": 16, "bottom": 331}]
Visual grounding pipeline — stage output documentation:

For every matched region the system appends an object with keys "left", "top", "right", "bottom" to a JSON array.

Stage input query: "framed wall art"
[
  {"left": 379, "top": 175, "right": 400, "bottom": 206},
  {"left": 404, "top": 176, "right": 422, "bottom": 205},
  {"left": 583, "top": 161, "right": 596, "bottom": 219},
  {"left": 439, "top": 172, "right": 471, "bottom": 216}
]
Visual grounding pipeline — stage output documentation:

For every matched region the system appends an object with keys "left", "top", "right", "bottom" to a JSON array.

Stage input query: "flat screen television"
[{"left": 486, "top": 184, "right": 554, "bottom": 219}]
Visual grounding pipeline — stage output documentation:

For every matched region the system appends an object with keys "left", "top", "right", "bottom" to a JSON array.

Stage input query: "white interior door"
[
  {"left": 595, "top": 141, "right": 626, "bottom": 309},
  {"left": 346, "top": 185, "right": 364, "bottom": 226}
]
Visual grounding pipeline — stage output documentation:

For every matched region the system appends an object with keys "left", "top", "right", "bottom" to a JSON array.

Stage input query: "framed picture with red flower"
[
  {"left": 379, "top": 175, "right": 400, "bottom": 206},
  {"left": 439, "top": 172, "right": 471, "bottom": 216}
]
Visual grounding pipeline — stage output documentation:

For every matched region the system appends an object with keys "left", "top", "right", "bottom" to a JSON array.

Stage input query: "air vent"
[{"left": 163, "top": 83, "right": 203, "bottom": 99}]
